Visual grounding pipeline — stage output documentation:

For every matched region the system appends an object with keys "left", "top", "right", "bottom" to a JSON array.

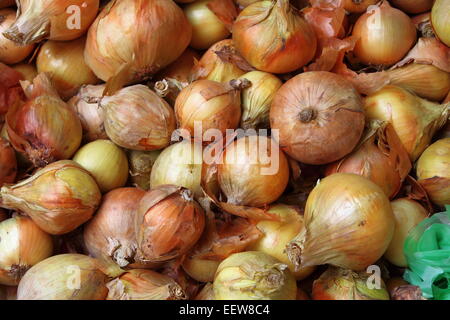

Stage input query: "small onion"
[
  {"left": 287, "top": 173, "right": 395, "bottom": 271},
  {"left": 101, "top": 85, "right": 176, "bottom": 151},
  {"left": 416, "top": 138, "right": 450, "bottom": 206},
  {"left": 135, "top": 185, "right": 205, "bottom": 263},
  {"left": 0, "top": 137, "right": 16, "bottom": 186},
  {"left": 312, "top": 267, "right": 390, "bottom": 300},
  {"left": 11, "top": 63, "right": 37, "bottom": 82},
  {"left": 129, "top": 150, "right": 161, "bottom": 191},
  {"left": 431, "top": 0, "right": 450, "bottom": 47},
  {"left": 270, "top": 71, "right": 365, "bottom": 165},
  {"left": 0, "top": 216, "right": 53, "bottom": 286},
  {"left": 232, "top": 0, "right": 317, "bottom": 74},
  {"left": 0, "top": 9, "right": 35, "bottom": 64},
  {"left": 0, "top": 160, "right": 101, "bottom": 235},
  {"left": 343, "top": 0, "right": 379, "bottom": 13},
  {"left": 73, "top": 140, "right": 128, "bottom": 193},
  {"left": 391, "top": 0, "right": 433, "bottom": 14},
  {"left": 213, "top": 251, "right": 297, "bottom": 300},
  {"left": 352, "top": 1, "right": 417, "bottom": 66},
  {"left": 384, "top": 199, "right": 428, "bottom": 267},
  {"left": 36, "top": 37, "right": 100, "bottom": 100}
]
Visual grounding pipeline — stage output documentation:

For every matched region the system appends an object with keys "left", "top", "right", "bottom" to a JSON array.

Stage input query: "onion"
[
  {"left": 106, "top": 269, "right": 186, "bottom": 300},
  {"left": 270, "top": 71, "right": 365, "bottom": 165},
  {"left": 391, "top": 0, "right": 433, "bottom": 14},
  {"left": 384, "top": 199, "right": 428, "bottom": 267},
  {"left": 247, "top": 204, "right": 315, "bottom": 280},
  {"left": 287, "top": 173, "right": 395, "bottom": 271},
  {"left": 68, "top": 84, "right": 107, "bottom": 143},
  {"left": 0, "top": 160, "right": 101, "bottom": 235},
  {"left": 3, "top": 0, "right": 99, "bottom": 45},
  {"left": 364, "top": 85, "right": 448, "bottom": 161},
  {"left": 431, "top": 0, "right": 450, "bottom": 47},
  {"left": 0, "top": 216, "right": 53, "bottom": 286},
  {"left": 0, "top": 9, "right": 35, "bottom": 64},
  {"left": 325, "top": 120, "right": 411, "bottom": 199},
  {"left": 0, "top": 137, "right": 16, "bottom": 186},
  {"left": 11, "top": 63, "right": 37, "bottom": 82},
  {"left": 129, "top": 150, "right": 161, "bottom": 191},
  {"left": 416, "top": 138, "right": 450, "bottom": 206},
  {"left": 5, "top": 73, "right": 82, "bottom": 167},
  {"left": 157, "top": 48, "right": 199, "bottom": 84},
  {"left": 36, "top": 37, "right": 100, "bottom": 100},
  {"left": 312, "top": 266, "right": 390, "bottom": 300},
  {"left": 182, "top": 257, "right": 221, "bottom": 284},
  {"left": 17, "top": 254, "right": 122, "bottom": 300},
  {"left": 232, "top": 0, "right": 317, "bottom": 74},
  {"left": 343, "top": 0, "right": 378, "bottom": 13},
  {"left": 352, "top": 1, "right": 417, "bottom": 66},
  {"left": 101, "top": 85, "right": 176, "bottom": 151},
  {"left": 213, "top": 251, "right": 297, "bottom": 300},
  {"left": 135, "top": 185, "right": 205, "bottom": 263},
  {"left": 239, "top": 71, "right": 282, "bottom": 130},
  {"left": 85, "top": 0, "right": 191, "bottom": 86}
]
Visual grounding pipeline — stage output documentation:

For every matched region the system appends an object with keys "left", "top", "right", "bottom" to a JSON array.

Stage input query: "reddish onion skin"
[
  {"left": 0, "top": 137, "right": 16, "bottom": 186},
  {"left": 270, "top": 71, "right": 365, "bottom": 165}
]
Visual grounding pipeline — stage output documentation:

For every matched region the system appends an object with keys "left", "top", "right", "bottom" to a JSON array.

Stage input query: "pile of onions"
[
  {"left": 0, "top": 216, "right": 53, "bottom": 286},
  {"left": 85, "top": 0, "right": 192, "bottom": 85},
  {"left": 3, "top": 0, "right": 99, "bottom": 45},
  {"left": 416, "top": 138, "right": 450, "bottom": 206},
  {"left": 36, "top": 37, "right": 100, "bottom": 100},
  {"left": 343, "top": 0, "right": 378, "bottom": 13},
  {"left": 0, "top": 9, "right": 35, "bottom": 64},
  {"left": 106, "top": 269, "right": 186, "bottom": 300},
  {"left": 351, "top": 1, "right": 417, "bottom": 66},
  {"left": 213, "top": 251, "right": 297, "bottom": 300},
  {"left": 0, "top": 137, "right": 16, "bottom": 186},
  {"left": 364, "top": 85, "right": 448, "bottom": 161},
  {"left": 135, "top": 185, "right": 205, "bottom": 263},
  {"left": 270, "top": 71, "right": 365, "bottom": 165},
  {"left": 5, "top": 73, "right": 82, "bottom": 167},
  {"left": 232, "top": 0, "right": 317, "bottom": 74},
  {"left": 384, "top": 199, "right": 428, "bottom": 267},
  {"left": 431, "top": 0, "right": 450, "bottom": 47},
  {"left": 129, "top": 150, "right": 161, "bottom": 191},
  {"left": 68, "top": 84, "right": 107, "bottom": 142},
  {"left": 287, "top": 173, "right": 395, "bottom": 271},
  {"left": 325, "top": 121, "right": 411, "bottom": 199},
  {"left": 0, "top": 160, "right": 101, "bottom": 235},
  {"left": 101, "top": 85, "right": 176, "bottom": 151},
  {"left": 312, "top": 267, "right": 390, "bottom": 300}
]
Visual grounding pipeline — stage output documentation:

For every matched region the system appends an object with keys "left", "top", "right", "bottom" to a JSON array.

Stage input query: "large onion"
[
  {"left": 431, "top": 0, "right": 450, "bottom": 47},
  {"left": 287, "top": 173, "right": 395, "bottom": 271},
  {"left": 270, "top": 71, "right": 365, "bottom": 165}
]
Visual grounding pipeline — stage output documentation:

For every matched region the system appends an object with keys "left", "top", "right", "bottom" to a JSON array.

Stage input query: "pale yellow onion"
[
  {"left": 416, "top": 138, "right": 450, "bottom": 206},
  {"left": 129, "top": 150, "right": 161, "bottom": 191},
  {"left": 36, "top": 37, "right": 100, "bottom": 100},
  {"left": 364, "top": 85, "right": 448, "bottom": 161},
  {"left": 0, "top": 216, "right": 53, "bottom": 286},
  {"left": 431, "top": 0, "right": 450, "bottom": 47},
  {"left": 384, "top": 199, "right": 428, "bottom": 267},
  {"left": 73, "top": 140, "right": 128, "bottom": 193},
  {"left": 0, "top": 9, "right": 35, "bottom": 64},
  {"left": 10, "top": 63, "right": 37, "bottom": 82},
  {"left": 213, "top": 251, "right": 297, "bottom": 300}
]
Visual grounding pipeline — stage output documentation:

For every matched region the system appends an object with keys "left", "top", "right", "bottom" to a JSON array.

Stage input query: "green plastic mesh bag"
[{"left": 403, "top": 205, "right": 450, "bottom": 300}]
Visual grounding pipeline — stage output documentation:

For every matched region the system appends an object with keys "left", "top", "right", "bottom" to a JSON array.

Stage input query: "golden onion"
[{"left": 431, "top": 0, "right": 450, "bottom": 47}]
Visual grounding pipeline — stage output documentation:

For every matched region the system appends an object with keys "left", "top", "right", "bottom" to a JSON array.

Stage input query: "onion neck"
[
  {"left": 228, "top": 78, "right": 252, "bottom": 91},
  {"left": 3, "top": 14, "right": 50, "bottom": 45},
  {"left": 286, "top": 227, "right": 306, "bottom": 271}
]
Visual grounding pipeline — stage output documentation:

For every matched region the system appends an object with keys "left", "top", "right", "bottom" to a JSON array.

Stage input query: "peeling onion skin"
[
  {"left": 270, "top": 71, "right": 365, "bottom": 165},
  {"left": 431, "top": 0, "right": 450, "bottom": 47}
]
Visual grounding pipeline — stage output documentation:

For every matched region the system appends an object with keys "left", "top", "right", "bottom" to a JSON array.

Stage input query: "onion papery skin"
[
  {"left": 352, "top": 1, "right": 417, "bottom": 66},
  {"left": 384, "top": 199, "right": 428, "bottom": 267},
  {"left": 0, "top": 137, "right": 16, "bottom": 186},
  {"left": 416, "top": 138, "right": 450, "bottom": 206},
  {"left": 312, "top": 267, "right": 390, "bottom": 300},
  {"left": 85, "top": 0, "right": 192, "bottom": 84},
  {"left": 135, "top": 185, "right": 205, "bottom": 263},
  {"left": 0, "top": 216, "right": 53, "bottom": 286},
  {"left": 129, "top": 150, "right": 161, "bottom": 191},
  {"left": 101, "top": 85, "right": 176, "bottom": 151},
  {"left": 363, "top": 85, "right": 448, "bottom": 161},
  {"left": 156, "top": 48, "right": 200, "bottom": 84},
  {"left": 287, "top": 173, "right": 395, "bottom": 271},
  {"left": 0, "top": 9, "right": 35, "bottom": 64},
  {"left": 107, "top": 269, "right": 186, "bottom": 300},
  {"left": 270, "top": 71, "right": 365, "bottom": 165},
  {"left": 3, "top": 0, "right": 99, "bottom": 45},
  {"left": 431, "top": 0, "right": 450, "bottom": 47},
  {"left": 343, "top": 0, "right": 379, "bottom": 13},
  {"left": 17, "top": 254, "right": 111, "bottom": 300},
  {"left": 232, "top": 0, "right": 317, "bottom": 74},
  {"left": 213, "top": 251, "right": 297, "bottom": 300},
  {"left": 391, "top": 0, "right": 433, "bottom": 14},
  {"left": 11, "top": 63, "right": 37, "bottom": 82},
  {"left": 36, "top": 37, "right": 100, "bottom": 100},
  {"left": 0, "top": 160, "right": 101, "bottom": 235}
]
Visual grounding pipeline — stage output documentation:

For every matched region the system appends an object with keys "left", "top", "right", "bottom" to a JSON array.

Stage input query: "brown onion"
[
  {"left": 287, "top": 173, "right": 395, "bottom": 271},
  {"left": 431, "top": 0, "right": 450, "bottom": 47},
  {"left": 0, "top": 137, "right": 16, "bottom": 186},
  {"left": 129, "top": 150, "right": 161, "bottom": 191},
  {"left": 391, "top": 0, "right": 433, "bottom": 14},
  {"left": 11, "top": 63, "right": 37, "bottom": 82},
  {"left": 135, "top": 185, "right": 205, "bottom": 263},
  {"left": 270, "top": 71, "right": 365, "bottom": 165},
  {"left": 343, "top": 0, "right": 378, "bottom": 13},
  {"left": 352, "top": 1, "right": 417, "bottom": 66},
  {"left": 232, "top": 0, "right": 317, "bottom": 74}
]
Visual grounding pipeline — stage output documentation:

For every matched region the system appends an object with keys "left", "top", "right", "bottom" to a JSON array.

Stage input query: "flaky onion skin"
[
  {"left": 270, "top": 71, "right": 365, "bottom": 165},
  {"left": 287, "top": 173, "right": 395, "bottom": 271}
]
